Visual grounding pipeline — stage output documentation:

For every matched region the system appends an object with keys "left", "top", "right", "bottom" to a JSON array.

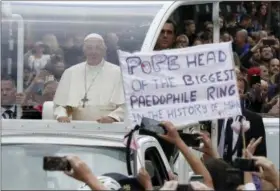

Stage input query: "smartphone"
[
  {"left": 232, "top": 158, "right": 259, "bottom": 172},
  {"left": 263, "top": 39, "right": 275, "bottom": 46},
  {"left": 189, "top": 175, "right": 204, "bottom": 183},
  {"left": 180, "top": 133, "right": 201, "bottom": 147},
  {"left": 177, "top": 184, "right": 193, "bottom": 191},
  {"left": 43, "top": 156, "right": 71, "bottom": 171},
  {"left": 140, "top": 117, "right": 167, "bottom": 135},
  {"left": 250, "top": 75, "right": 261, "bottom": 86}
]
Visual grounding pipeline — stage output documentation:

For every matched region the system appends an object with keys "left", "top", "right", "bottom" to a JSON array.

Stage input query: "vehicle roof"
[
  {"left": 262, "top": 117, "right": 279, "bottom": 127},
  {"left": 2, "top": 120, "right": 130, "bottom": 146},
  {"left": 2, "top": 117, "right": 278, "bottom": 146},
  {"left": 15, "top": 1, "right": 171, "bottom": 5},
  {"left": 3, "top": 117, "right": 278, "bottom": 137},
  {"left": 7, "top": 1, "right": 169, "bottom": 24},
  {"left": 1, "top": 119, "right": 158, "bottom": 148}
]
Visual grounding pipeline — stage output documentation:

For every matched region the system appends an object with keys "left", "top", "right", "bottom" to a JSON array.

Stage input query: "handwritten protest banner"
[{"left": 119, "top": 42, "right": 242, "bottom": 126}]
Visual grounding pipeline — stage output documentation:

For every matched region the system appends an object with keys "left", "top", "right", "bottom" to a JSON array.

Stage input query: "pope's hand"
[
  {"left": 57, "top": 116, "right": 70, "bottom": 123},
  {"left": 96, "top": 116, "right": 117, "bottom": 123}
]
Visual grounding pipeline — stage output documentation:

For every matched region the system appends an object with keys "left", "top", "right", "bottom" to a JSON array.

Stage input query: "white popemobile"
[{"left": 1, "top": 1, "right": 279, "bottom": 190}]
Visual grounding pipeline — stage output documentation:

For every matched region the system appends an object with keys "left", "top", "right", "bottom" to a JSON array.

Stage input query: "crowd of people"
[
  {"left": 155, "top": 1, "right": 280, "bottom": 117},
  {"left": 63, "top": 121, "right": 279, "bottom": 191}
]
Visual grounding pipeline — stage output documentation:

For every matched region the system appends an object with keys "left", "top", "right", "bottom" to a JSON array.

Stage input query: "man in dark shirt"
[
  {"left": 236, "top": 14, "right": 253, "bottom": 34},
  {"left": 154, "top": 20, "right": 176, "bottom": 50},
  {"left": 184, "top": 20, "right": 197, "bottom": 46},
  {"left": 104, "top": 33, "right": 120, "bottom": 66},
  {"left": 63, "top": 35, "right": 84, "bottom": 68},
  {"left": 233, "top": 29, "right": 251, "bottom": 57}
]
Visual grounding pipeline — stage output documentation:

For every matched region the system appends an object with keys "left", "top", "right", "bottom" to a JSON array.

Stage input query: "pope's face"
[{"left": 83, "top": 38, "right": 106, "bottom": 62}]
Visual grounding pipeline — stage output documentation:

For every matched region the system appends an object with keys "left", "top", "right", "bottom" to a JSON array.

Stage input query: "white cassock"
[{"left": 53, "top": 59, "right": 125, "bottom": 122}]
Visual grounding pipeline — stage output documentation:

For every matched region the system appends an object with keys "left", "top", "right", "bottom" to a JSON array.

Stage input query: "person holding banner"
[
  {"left": 53, "top": 33, "right": 125, "bottom": 123},
  {"left": 214, "top": 76, "right": 267, "bottom": 163}
]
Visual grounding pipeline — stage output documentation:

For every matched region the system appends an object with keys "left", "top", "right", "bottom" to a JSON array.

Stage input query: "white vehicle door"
[
  {"left": 263, "top": 117, "right": 279, "bottom": 170},
  {"left": 138, "top": 136, "right": 172, "bottom": 188}
]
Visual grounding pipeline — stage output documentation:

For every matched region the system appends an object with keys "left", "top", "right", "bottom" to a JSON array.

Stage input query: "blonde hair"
[
  {"left": 235, "top": 66, "right": 241, "bottom": 77},
  {"left": 233, "top": 52, "right": 241, "bottom": 67},
  {"left": 261, "top": 79, "right": 268, "bottom": 87},
  {"left": 270, "top": 73, "right": 277, "bottom": 84},
  {"left": 42, "top": 34, "right": 60, "bottom": 52},
  {"left": 176, "top": 34, "right": 189, "bottom": 42}
]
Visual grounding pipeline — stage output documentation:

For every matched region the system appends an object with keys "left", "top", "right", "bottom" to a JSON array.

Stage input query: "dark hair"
[
  {"left": 226, "top": 14, "right": 236, "bottom": 23},
  {"left": 1, "top": 75, "right": 14, "bottom": 82},
  {"left": 204, "top": 158, "right": 243, "bottom": 191},
  {"left": 200, "top": 31, "right": 213, "bottom": 42},
  {"left": 240, "top": 14, "right": 251, "bottom": 22},
  {"left": 165, "top": 19, "right": 177, "bottom": 35},
  {"left": 204, "top": 21, "right": 212, "bottom": 27},
  {"left": 44, "top": 54, "right": 64, "bottom": 73},
  {"left": 184, "top": 19, "right": 195, "bottom": 26},
  {"left": 237, "top": 75, "right": 249, "bottom": 93},
  {"left": 1, "top": 75, "right": 16, "bottom": 86}
]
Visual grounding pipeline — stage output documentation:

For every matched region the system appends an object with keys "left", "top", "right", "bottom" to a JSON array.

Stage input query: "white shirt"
[{"left": 28, "top": 54, "right": 50, "bottom": 74}]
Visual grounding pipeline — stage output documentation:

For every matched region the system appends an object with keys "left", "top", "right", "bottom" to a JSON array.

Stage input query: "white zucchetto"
[{"left": 84, "top": 33, "right": 104, "bottom": 42}]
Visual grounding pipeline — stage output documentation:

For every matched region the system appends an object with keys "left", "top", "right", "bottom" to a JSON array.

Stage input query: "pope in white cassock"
[{"left": 53, "top": 33, "right": 125, "bottom": 123}]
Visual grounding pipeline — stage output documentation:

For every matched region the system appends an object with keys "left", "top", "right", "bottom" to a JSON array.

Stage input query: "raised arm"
[{"left": 160, "top": 121, "right": 213, "bottom": 188}]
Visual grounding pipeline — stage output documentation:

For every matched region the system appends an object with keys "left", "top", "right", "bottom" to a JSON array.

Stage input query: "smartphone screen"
[
  {"left": 263, "top": 39, "right": 275, "bottom": 46},
  {"left": 43, "top": 156, "right": 71, "bottom": 171},
  {"left": 180, "top": 133, "right": 201, "bottom": 147},
  {"left": 232, "top": 158, "right": 259, "bottom": 172},
  {"left": 189, "top": 175, "right": 204, "bottom": 183},
  {"left": 177, "top": 184, "right": 193, "bottom": 191},
  {"left": 250, "top": 75, "right": 261, "bottom": 86},
  {"left": 140, "top": 117, "right": 167, "bottom": 135}
]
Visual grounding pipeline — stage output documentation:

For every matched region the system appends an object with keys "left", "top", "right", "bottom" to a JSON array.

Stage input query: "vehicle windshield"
[{"left": 1, "top": 144, "right": 128, "bottom": 190}]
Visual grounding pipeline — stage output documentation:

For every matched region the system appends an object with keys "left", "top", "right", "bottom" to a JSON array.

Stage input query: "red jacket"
[{"left": 34, "top": 104, "right": 43, "bottom": 113}]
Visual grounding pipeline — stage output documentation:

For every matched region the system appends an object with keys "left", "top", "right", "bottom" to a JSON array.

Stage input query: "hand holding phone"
[
  {"left": 189, "top": 175, "right": 204, "bottom": 183},
  {"left": 43, "top": 156, "right": 71, "bottom": 171},
  {"left": 250, "top": 75, "right": 261, "bottom": 87},
  {"left": 177, "top": 184, "right": 192, "bottom": 191},
  {"left": 140, "top": 117, "right": 167, "bottom": 135},
  {"left": 232, "top": 158, "right": 259, "bottom": 172},
  {"left": 263, "top": 39, "right": 276, "bottom": 46},
  {"left": 179, "top": 133, "right": 201, "bottom": 147}
]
